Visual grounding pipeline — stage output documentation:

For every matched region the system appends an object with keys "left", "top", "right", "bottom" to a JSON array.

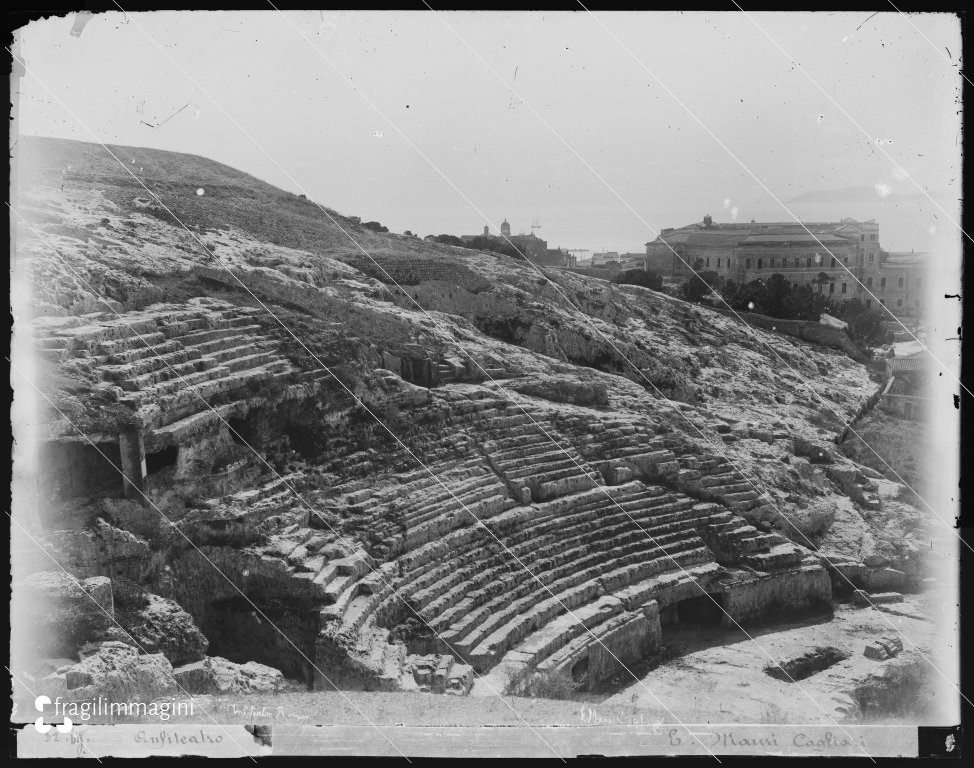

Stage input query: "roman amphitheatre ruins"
[{"left": 11, "top": 136, "right": 954, "bottom": 727}]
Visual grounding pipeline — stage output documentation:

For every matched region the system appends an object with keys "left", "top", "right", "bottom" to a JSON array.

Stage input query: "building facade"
[
  {"left": 863, "top": 251, "right": 929, "bottom": 318},
  {"left": 644, "top": 215, "right": 925, "bottom": 315}
]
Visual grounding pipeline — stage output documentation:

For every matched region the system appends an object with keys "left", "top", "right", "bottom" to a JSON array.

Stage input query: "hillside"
[{"left": 12, "top": 136, "right": 943, "bottom": 722}]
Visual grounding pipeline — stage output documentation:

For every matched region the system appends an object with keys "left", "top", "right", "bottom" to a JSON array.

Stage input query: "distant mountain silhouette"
[{"left": 787, "top": 186, "right": 947, "bottom": 204}]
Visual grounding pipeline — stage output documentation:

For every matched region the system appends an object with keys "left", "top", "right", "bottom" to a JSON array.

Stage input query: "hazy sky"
[{"left": 15, "top": 10, "right": 962, "bottom": 253}]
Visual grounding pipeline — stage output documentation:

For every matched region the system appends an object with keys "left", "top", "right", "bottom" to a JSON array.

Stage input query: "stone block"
[
  {"left": 82, "top": 576, "right": 115, "bottom": 617},
  {"left": 445, "top": 664, "right": 474, "bottom": 696},
  {"left": 861, "top": 567, "right": 905, "bottom": 593}
]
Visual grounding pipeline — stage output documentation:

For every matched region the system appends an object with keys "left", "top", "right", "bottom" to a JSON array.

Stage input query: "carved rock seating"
[
  {"left": 474, "top": 408, "right": 603, "bottom": 502},
  {"left": 354, "top": 482, "right": 717, "bottom": 674},
  {"left": 37, "top": 298, "right": 299, "bottom": 453}
]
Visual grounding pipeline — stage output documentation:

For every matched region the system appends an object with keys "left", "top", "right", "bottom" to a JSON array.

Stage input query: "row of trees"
[{"left": 675, "top": 271, "right": 890, "bottom": 344}]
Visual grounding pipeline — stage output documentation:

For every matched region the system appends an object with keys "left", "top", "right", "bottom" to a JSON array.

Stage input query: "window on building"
[
  {"left": 880, "top": 277, "right": 886, "bottom": 288},
  {"left": 757, "top": 258, "right": 763, "bottom": 270},
  {"left": 896, "top": 299, "right": 903, "bottom": 307},
  {"left": 865, "top": 299, "right": 872, "bottom": 309},
  {"left": 806, "top": 257, "right": 812, "bottom": 268},
  {"left": 866, "top": 277, "right": 873, "bottom": 288},
  {"left": 880, "top": 299, "right": 886, "bottom": 306},
  {"left": 868, "top": 253, "right": 874, "bottom": 263},
  {"left": 716, "top": 258, "right": 720, "bottom": 268},
  {"left": 841, "top": 283, "right": 847, "bottom": 294},
  {"left": 746, "top": 258, "right": 751, "bottom": 269},
  {"left": 831, "top": 257, "right": 836, "bottom": 267},
  {"left": 870, "top": 234, "right": 876, "bottom": 241},
  {"left": 706, "top": 257, "right": 710, "bottom": 267},
  {"left": 860, "top": 234, "right": 865, "bottom": 242},
  {"left": 795, "top": 258, "right": 801, "bottom": 268},
  {"left": 829, "top": 282, "right": 835, "bottom": 294},
  {"left": 843, "top": 257, "right": 848, "bottom": 266},
  {"left": 898, "top": 277, "right": 904, "bottom": 288}
]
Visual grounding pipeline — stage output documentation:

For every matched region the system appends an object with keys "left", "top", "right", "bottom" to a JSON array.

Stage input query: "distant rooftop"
[{"left": 647, "top": 216, "right": 877, "bottom": 246}]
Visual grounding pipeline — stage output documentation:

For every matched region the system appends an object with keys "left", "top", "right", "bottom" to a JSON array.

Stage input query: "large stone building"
[
  {"left": 644, "top": 215, "right": 889, "bottom": 305},
  {"left": 863, "top": 251, "right": 929, "bottom": 318}
]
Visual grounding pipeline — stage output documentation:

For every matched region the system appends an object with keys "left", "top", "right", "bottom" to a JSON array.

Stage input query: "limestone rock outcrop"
[
  {"left": 172, "top": 656, "right": 287, "bottom": 694},
  {"left": 114, "top": 593, "right": 210, "bottom": 666},
  {"left": 57, "top": 641, "right": 176, "bottom": 702}
]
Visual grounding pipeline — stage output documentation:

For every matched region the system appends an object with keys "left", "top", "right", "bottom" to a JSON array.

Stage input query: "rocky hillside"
[{"left": 13, "top": 136, "right": 936, "bottom": 710}]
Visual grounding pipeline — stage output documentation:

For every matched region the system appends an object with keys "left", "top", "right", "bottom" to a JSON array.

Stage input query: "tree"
[
  {"left": 682, "top": 270, "right": 719, "bottom": 302},
  {"left": 834, "top": 298, "right": 891, "bottom": 344},
  {"left": 721, "top": 280, "right": 739, "bottom": 304},
  {"left": 433, "top": 234, "right": 465, "bottom": 247},
  {"left": 733, "top": 278, "right": 767, "bottom": 313},
  {"left": 813, "top": 271, "right": 833, "bottom": 294},
  {"left": 362, "top": 221, "right": 388, "bottom": 233}
]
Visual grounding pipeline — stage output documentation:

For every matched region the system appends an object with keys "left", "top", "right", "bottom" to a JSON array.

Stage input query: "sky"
[{"left": 14, "top": 10, "right": 963, "bottom": 254}]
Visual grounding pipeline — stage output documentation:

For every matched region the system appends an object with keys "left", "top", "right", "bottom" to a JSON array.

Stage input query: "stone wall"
[
  {"left": 721, "top": 564, "right": 832, "bottom": 625},
  {"left": 559, "top": 267, "right": 624, "bottom": 281},
  {"left": 586, "top": 602, "right": 661, "bottom": 689},
  {"left": 708, "top": 307, "right": 861, "bottom": 357}
]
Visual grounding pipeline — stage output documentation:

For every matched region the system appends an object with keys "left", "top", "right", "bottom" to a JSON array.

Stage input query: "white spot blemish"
[
  {"left": 929, "top": 225, "right": 937, "bottom": 235},
  {"left": 319, "top": 20, "right": 337, "bottom": 40},
  {"left": 723, "top": 197, "right": 731, "bottom": 209},
  {"left": 747, "top": 301, "right": 755, "bottom": 310},
  {"left": 875, "top": 183, "right": 892, "bottom": 198},
  {"left": 814, "top": 253, "right": 822, "bottom": 263},
  {"left": 730, "top": 206, "right": 739, "bottom": 220},
  {"left": 373, "top": 130, "right": 384, "bottom": 138},
  {"left": 196, "top": 188, "right": 205, "bottom": 196}
]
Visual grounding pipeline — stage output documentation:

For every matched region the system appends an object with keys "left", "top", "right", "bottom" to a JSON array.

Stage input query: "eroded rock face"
[
  {"left": 15, "top": 572, "right": 114, "bottom": 658},
  {"left": 60, "top": 641, "right": 176, "bottom": 702},
  {"left": 793, "top": 436, "right": 835, "bottom": 464},
  {"left": 115, "top": 593, "right": 209, "bottom": 666}
]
